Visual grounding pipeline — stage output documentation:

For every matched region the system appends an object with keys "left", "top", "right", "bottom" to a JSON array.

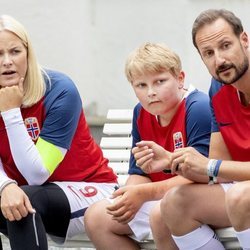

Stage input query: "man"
[{"left": 155, "top": 9, "right": 250, "bottom": 250}]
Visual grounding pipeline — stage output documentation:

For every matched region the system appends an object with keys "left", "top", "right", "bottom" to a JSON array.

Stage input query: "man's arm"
[{"left": 209, "top": 132, "right": 232, "bottom": 160}]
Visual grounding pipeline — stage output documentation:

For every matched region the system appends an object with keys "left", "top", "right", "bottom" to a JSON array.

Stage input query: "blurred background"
[{"left": 2, "top": 0, "right": 250, "bottom": 141}]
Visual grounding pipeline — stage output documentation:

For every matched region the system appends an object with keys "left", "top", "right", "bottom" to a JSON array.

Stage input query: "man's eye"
[
  {"left": 203, "top": 51, "right": 213, "bottom": 58},
  {"left": 222, "top": 43, "right": 230, "bottom": 49}
]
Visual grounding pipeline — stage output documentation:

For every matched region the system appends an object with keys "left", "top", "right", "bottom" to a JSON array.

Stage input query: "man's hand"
[{"left": 171, "top": 147, "right": 209, "bottom": 175}]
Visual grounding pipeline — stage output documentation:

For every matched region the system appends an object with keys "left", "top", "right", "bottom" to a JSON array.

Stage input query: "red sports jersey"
[
  {"left": 129, "top": 88, "right": 211, "bottom": 182},
  {"left": 0, "top": 70, "right": 117, "bottom": 185},
  {"left": 210, "top": 80, "right": 250, "bottom": 161},
  {"left": 138, "top": 101, "right": 187, "bottom": 181}
]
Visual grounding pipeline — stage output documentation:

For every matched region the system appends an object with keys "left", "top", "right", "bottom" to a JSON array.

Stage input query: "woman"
[{"left": 0, "top": 15, "right": 117, "bottom": 250}]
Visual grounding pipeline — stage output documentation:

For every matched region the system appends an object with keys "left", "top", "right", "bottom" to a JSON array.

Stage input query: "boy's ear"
[{"left": 178, "top": 71, "right": 185, "bottom": 83}]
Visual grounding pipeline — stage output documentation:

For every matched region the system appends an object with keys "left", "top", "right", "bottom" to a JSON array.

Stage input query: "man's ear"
[{"left": 240, "top": 31, "right": 249, "bottom": 49}]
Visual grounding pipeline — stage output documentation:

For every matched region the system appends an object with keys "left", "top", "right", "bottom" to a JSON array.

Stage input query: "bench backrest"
[{"left": 100, "top": 109, "right": 133, "bottom": 186}]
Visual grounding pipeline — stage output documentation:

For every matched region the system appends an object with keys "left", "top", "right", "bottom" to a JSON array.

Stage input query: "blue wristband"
[{"left": 214, "top": 160, "right": 222, "bottom": 177}]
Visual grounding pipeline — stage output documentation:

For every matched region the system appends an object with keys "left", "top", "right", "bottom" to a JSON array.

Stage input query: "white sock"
[
  {"left": 172, "top": 225, "right": 225, "bottom": 250},
  {"left": 235, "top": 228, "right": 250, "bottom": 250}
]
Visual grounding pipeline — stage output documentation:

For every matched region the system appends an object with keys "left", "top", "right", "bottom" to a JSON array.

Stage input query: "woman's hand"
[
  {"left": 1, "top": 183, "right": 35, "bottom": 221},
  {"left": 0, "top": 77, "right": 24, "bottom": 112}
]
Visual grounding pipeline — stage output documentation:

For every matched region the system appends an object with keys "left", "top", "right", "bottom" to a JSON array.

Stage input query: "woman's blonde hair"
[
  {"left": 0, "top": 15, "right": 46, "bottom": 107},
  {"left": 125, "top": 42, "right": 182, "bottom": 83}
]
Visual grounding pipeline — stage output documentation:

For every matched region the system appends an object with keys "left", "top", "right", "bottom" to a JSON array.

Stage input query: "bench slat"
[
  {"left": 103, "top": 123, "right": 132, "bottom": 135},
  {"left": 108, "top": 162, "right": 129, "bottom": 174},
  {"left": 102, "top": 149, "right": 130, "bottom": 161},
  {"left": 100, "top": 137, "right": 132, "bottom": 149},
  {"left": 223, "top": 241, "right": 241, "bottom": 249},
  {"left": 215, "top": 227, "right": 237, "bottom": 241},
  {"left": 117, "top": 174, "right": 129, "bottom": 186}
]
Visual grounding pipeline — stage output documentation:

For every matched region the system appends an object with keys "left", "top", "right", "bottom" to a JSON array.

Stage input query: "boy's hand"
[
  {"left": 106, "top": 185, "right": 145, "bottom": 224},
  {"left": 132, "top": 141, "right": 172, "bottom": 173}
]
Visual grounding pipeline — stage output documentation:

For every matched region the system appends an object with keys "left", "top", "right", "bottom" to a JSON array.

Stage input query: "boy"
[{"left": 84, "top": 42, "right": 211, "bottom": 249}]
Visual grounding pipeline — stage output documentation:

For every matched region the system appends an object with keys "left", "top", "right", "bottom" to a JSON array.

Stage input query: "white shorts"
[
  {"left": 128, "top": 200, "right": 159, "bottom": 241},
  {"left": 52, "top": 181, "right": 117, "bottom": 242},
  {"left": 107, "top": 198, "right": 159, "bottom": 241},
  {"left": 106, "top": 182, "right": 236, "bottom": 241},
  {"left": 220, "top": 182, "right": 235, "bottom": 192}
]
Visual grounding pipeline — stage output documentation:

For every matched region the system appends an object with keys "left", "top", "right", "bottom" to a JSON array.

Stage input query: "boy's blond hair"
[
  {"left": 0, "top": 15, "right": 46, "bottom": 107},
  {"left": 125, "top": 42, "right": 182, "bottom": 83}
]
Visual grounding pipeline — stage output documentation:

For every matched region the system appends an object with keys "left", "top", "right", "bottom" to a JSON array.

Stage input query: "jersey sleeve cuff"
[{"left": 1, "top": 108, "right": 23, "bottom": 128}]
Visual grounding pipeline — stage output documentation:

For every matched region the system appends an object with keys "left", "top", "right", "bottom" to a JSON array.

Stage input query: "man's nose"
[{"left": 214, "top": 51, "right": 226, "bottom": 68}]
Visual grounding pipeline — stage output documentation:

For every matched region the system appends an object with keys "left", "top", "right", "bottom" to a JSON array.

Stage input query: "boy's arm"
[
  {"left": 108, "top": 175, "right": 191, "bottom": 224},
  {"left": 127, "top": 175, "right": 192, "bottom": 201},
  {"left": 125, "top": 174, "right": 151, "bottom": 185}
]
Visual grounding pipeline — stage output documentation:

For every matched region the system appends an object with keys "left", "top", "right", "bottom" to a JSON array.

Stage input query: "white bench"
[
  {"left": 1, "top": 109, "right": 241, "bottom": 249},
  {"left": 99, "top": 109, "right": 241, "bottom": 250}
]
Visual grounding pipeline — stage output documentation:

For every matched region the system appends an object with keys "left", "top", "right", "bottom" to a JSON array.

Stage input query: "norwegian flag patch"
[
  {"left": 24, "top": 117, "right": 40, "bottom": 141},
  {"left": 173, "top": 132, "right": 184, "bottom": 149}
]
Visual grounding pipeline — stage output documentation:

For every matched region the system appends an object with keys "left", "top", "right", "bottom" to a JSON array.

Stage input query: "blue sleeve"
[
  {"left": 40, "top": 70, "right": 82, "bottom": 149},
  {"left": 209, "top": 78, "right": 223, "bottom": 133},
  {"left": 128, "top": 103, "right": 147, "bottom": 176},
  {"left": 186, "top": 90, "right": 211, "bottom": 157}
]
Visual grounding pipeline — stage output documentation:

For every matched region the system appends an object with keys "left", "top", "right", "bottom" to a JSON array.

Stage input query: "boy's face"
[
  {"left": 131, "top": 70, "right": 184, "bottom": 117},
  {"left": 196, "top": 18, "right": 249, "bottom": 85}
]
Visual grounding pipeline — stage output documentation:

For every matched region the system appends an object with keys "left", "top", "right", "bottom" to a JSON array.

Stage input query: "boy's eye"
[
  {"left": 156, "top": 79, "right": 166, "bottom": 84},
  {"left": 136, "top": 83, "right": 146, "bottom": 88}
]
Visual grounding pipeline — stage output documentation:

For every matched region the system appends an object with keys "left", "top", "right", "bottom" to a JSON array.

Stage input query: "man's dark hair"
[{"left": 192, "top": 9, "right": 243, "bottom": 49}]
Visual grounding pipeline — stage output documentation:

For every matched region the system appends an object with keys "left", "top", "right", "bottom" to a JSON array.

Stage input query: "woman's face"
[{"left": 0, "top": 30, "right": 27, "bottom": 88}]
